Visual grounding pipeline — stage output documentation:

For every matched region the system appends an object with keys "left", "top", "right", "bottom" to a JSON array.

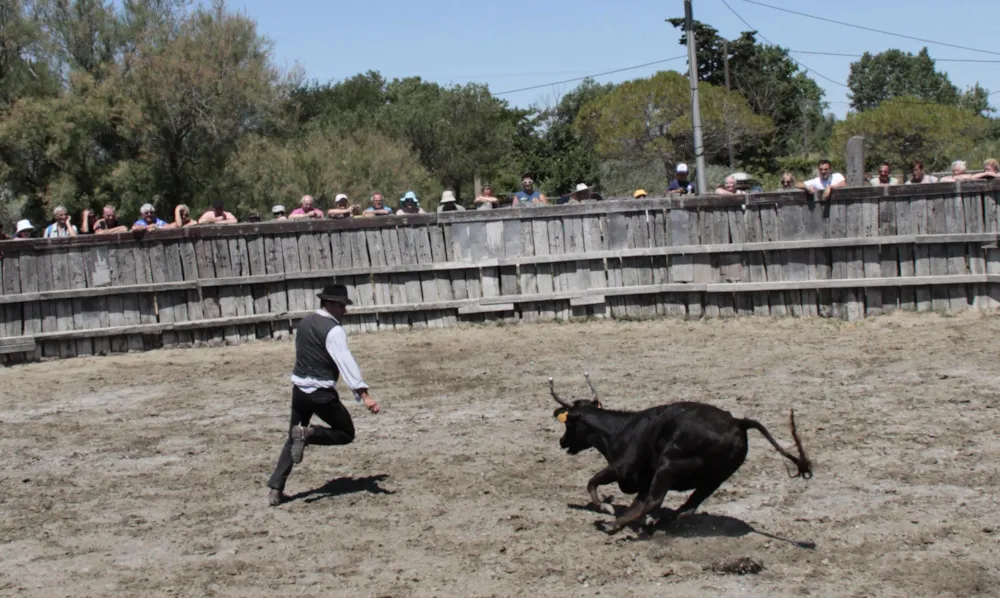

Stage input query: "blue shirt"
[
  {"left": 133, "top": 218, "right": 168, "bottom": 227},
  {"left": 514, "top": 190, "right": 542, "bottom": 206},
  {"left": 364, "top": 206, "right": 393, "bottom": 214},
  {"left": 668, "top": 179, "right": 696, "bottom": 194}
]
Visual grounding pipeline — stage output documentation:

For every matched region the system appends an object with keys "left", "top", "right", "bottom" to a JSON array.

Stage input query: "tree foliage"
[
  {"left": 848, "top": 47, "right": 993, "bottom": 115},
  {"left": 830, "top": 96, "right": 991, "bottom": 171},
  {"left": 576, "top": 71, "right": 773, "bottom": 175}
]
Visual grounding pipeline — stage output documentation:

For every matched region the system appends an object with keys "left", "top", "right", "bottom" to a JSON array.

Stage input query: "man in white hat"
[
  {"left": 326, "top": 194, "right": 359, "bottom": 219},
  {"left": 14, "top": 219, "right": 34, "bottom": 239},
  {"left": 266, "top": 283, "right": 381, "bottom": 507},
  {"left": 667, "top": 163, "right": 696, "bottom": 195},
  {"left": 437, "top": 190, "right": 465, "bottom": 212}
]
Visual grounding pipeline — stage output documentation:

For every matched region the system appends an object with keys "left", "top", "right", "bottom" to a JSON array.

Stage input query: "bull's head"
[{"left": 550, "top": 372, "right": 603, "bottom": 455}]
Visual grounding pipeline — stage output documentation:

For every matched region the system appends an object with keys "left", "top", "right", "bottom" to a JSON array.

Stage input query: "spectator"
[
  {"left": 869, "top": 163, "right": 898, "bottom": 186},
  {"left": 973, "top": 159, "right": 1000, "bottom": 180},
  {"left": 363, "top": 193, "right": 393, "bottom": 217},
  {"left": 803, "top": 159, "right": 846, "bottom": 200},
  {"left": 14, "top": 219, "right": 34, "bottom": 239},
  {"left": 247, "top": 212, "right": 262, "bottom": 223},
  {"left": 474, "top": 185, "right": 499, "bottom": 210},
  {"left": 92, "top": 205, "right": 129, "bottom": 234},
  {"left": 44, "top": 206, "right": 78, "bottom": 238},
  {"left": 633, "top": 189, "right": 648, "bottom": 199},
  {"left": 512, "top": 172, "right": 547, "bottom": 207},
  {"left": 906, "top": 160, "right": 938, "bottom": 184},
  {"left": 79, "top": 209, "right": 97, "bottom": 235},
  {"left": 327, "top": 194, "right": 359, "bottom": 219},
  {"left": 667, "top": 163, "right": 696, "bottom": 195},
  {"left": 940, "top": 160, "right": 972, "bottom": 182},
  {"left": 132, "top": 203, "right": 168, "bottom": 231},
  {"left": 290, "top": 194, "right": 324, "bottom": 219},
  {"left": 173, "top": 204, "right": 197, "bottom": 228},
  {"left": 272, "top": 205, "right": 287, "bottom": 220},
  {"left": 562, "top": 182, "right": 595, "bottom": 204},
  {"left": 199, "top": 200, "right": 238, "bottom": 224},
  {"left": 437, "top": 190, "right": 466, "bottom": 212},
  {"left": 715, "top": 175, "right": 744, "bottom": 195},
  {"left": 397, "top": 191, "right": 426, "bottom": 215},
  {"left": 778, "top": 172, "right": 805, "bottom": 191}
]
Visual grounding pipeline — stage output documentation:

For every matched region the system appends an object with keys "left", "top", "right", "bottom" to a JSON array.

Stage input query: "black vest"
[{"left": 291, "top": 313, "right": 341, "bottom": 381}]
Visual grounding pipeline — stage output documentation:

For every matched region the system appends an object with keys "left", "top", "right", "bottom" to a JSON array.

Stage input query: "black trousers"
[{"left": 267, "top": 386, "right": 355, "bottom": 491}]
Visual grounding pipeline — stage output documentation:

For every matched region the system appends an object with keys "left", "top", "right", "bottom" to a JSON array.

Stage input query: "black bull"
[{"left": 549, "top": 375, "right": 812, "bottom": 534}]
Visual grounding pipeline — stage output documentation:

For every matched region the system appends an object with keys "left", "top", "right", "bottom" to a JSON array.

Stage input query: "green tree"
[
  {"left": 829, "top": 96, "right": 990, "bottom": 172},
  {"left": 847, "top": 47, "right": 993, "bottom": 115},
  {"left": 226, "top": 126, "right": 439, "bottom": 214},
  {"left": 666, "top": 20, "right": 827, "bottom": 163},
  {"left": 575, "top": 70, "right": 773, "bottom": 176}
]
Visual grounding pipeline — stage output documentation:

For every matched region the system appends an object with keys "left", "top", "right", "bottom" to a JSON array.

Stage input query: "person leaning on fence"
[
  {"left": 199, "top": 200, "right": 238, "bottom": 224},
  {"left": 973, "top": 159, "right": 1000, "bottom": 180},
  {"left": 43, "top": 206, "right": 78, "bottom": 238},
  {"left": 906, "top": 160, "right": 938, "bottom": 184},
  {"left": 327, "top": 194, "right": 359, "bottom": 219},
  {"left": 474, "top": 185, "right": 499, "bottom": 210},
  {"left": 14, "top": 219, "right": 34, "bottom": 239},
  {"left": 715, "top": 176, "right": 744, "bottom": 195},
  {"left": 272, "top": 205, "right": 287, "bottom": 220},
  {"left": 667, "top": 163, "right": 696, "bottom": 195},
  {"left": 290, "top": 194, "right": 324, "bottom": 219},
  {"left": 266, "top": 283, "right": 381, "bottom": 507},
  {"left": 512, "top": 172, "right": 547, "bottom": 207},
  {"left": 363, "top": 193, "right": 393, "bottom": 217},
  {"left": 173, "top": 204, "right": 197, "bottom": 228},
  {"left": 397, "top": 191, "right": 426, "bottom": 215},
  {"left": 633, "top": 189, "right": 648, "bottom": 199},
  {"left": 940, "top": 160, "right": 973, "bottom": 182},
  {"left": 869, "top": 163, "right": 898, "bottom": 186},
  {"left": 131, "top": 203, "right": 169, "bottom": 231},
  {"left": 437, "top": 190, "right": 465, "bottom": 212},
  {"left": 803, "top": 159, "right": 845, "bottom": 200}
]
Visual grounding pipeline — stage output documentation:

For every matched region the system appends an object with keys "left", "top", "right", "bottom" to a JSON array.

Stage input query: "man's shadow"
[
  {"left": 567, "top": 502, "right": 816, "bottom": 549},
  {"left": 288, "top": 474, "right": 395, "bottom": 504}
]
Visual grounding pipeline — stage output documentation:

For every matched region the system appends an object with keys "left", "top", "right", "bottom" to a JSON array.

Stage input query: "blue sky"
[{"left": 227, "top": 0, "right": 1000, "bottom": 118}]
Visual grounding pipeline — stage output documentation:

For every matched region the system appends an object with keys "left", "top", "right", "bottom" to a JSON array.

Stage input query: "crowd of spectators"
[{"left": 3, "top": 159, "right": 999, "bottom": 242}]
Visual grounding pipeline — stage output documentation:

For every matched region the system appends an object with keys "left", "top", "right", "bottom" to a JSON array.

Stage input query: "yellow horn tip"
[{"left": 557, "top": 412, "right": 568, "bottom": 423}]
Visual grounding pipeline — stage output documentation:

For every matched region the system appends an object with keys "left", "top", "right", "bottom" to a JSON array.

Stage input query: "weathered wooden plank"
[
  {"left": 47, "top": 248, "right": 76, "bottom": 358},
  {"left": 2, "top": 250, "right": 23, "bottom": 346},
  {"left": 893, "top": 199, "right": 915, "bottom": 311},
  {"left": 412, "top": 226, "right": 445, "bottom": 328},
  {"left": 759, "top": 204, "right": 786, "bottom": 317},
  {"left": 114, "top": 245, "right": 145, "bottom": 352},
  {"left": 427, "top": 225, "right": 458, "bottom": 327},
  {"left": 481, "top": 220, "right": 506, "bottom": 321},
  {"left": 861, "top": 197, "right": 882, "bottom": 316},
  {"left": 743, "top": 206, "right": 769, "bottom": 316},
  {"left": 244, "top": 235, "right": 272, "bottom": 338},
  {"left": 944, "top": 191, "right": 970, "bottom": 311},
  {"left": 532, "top": 219, "right": 555, "bottom": 320},
  {"left": 925, "top": 197, "right": 950, "bottom": 312},
  {"left": 582, "top": 215, "right": 609, "bottom": 318},
  {"left": 148, "top": 243, "right": 176, "bottom": 347},
  {"left": 500, "top": 220, "right": 521, "bottom": 321},
  {"left": 162, "top": 242, "right": 193, "bottom": 345},
  {"left": 844, "top": 200, "right": 865, "bottom": 321},
  {"left": 910, "top": 197, "right": 932, "bottom": 312},
  {"left": 350, "top": 230, "right": 378, "bottom": 332},
  {"left": 212, "top": 238, "right": 240, "bottom": 343},
  {"left": 877, "top": 199, "right": 899, "bottom": 313},
  {"left": 262, "top": 235, "right": 290, "bottom": 338},
  {"left": 231, "top": 237, "right": 256, "bottom": 342},
  {"left": 398, "top": 227, "right": 426, "bottom": 328}
]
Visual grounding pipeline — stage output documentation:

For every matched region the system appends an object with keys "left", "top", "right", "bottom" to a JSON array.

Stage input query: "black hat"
[
  {"left": 317, "top": 283, "right": 353, "bottom": 305},
  {"left": 213, "top": 199, "right": 225, "bottom": 209}
]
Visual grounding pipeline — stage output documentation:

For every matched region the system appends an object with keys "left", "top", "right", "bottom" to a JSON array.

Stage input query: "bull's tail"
[{"left": 740, "top": 409, "right": 813, "bottom": 479}]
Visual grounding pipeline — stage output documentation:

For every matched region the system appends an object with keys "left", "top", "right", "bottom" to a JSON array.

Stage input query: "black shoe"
[
  {"left": 290, "top": 424, "right": 307, "bottom": 464},
  {"left": 268, "top": 489, "right": 289, "bottom": 507}
]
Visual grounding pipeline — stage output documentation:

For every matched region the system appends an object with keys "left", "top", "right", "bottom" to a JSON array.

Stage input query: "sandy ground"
[{"left": 2, "top": 313, "right": 1000, "bottom": 597}]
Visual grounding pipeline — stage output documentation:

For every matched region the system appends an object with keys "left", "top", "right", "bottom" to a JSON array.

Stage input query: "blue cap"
[{"left": 402, "top": 191, "right": 418, "bottom": 202}]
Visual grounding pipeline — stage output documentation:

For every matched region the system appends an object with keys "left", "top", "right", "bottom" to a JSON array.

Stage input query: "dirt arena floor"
[{"left": 3, "top": 312, "right": 1000, "bottom": 597}]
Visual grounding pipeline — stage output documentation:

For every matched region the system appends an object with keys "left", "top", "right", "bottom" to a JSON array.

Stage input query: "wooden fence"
[{"left": 2, "top": 179, "right": 1000, "bottom": 363}]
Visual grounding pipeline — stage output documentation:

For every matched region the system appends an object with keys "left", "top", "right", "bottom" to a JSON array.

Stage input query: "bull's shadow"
[
  {"left": 288, "top": 474, "right": 395, "bottom": 504},
  {"left": 567, "top": 502, "right": 816, "bottom": 549}
]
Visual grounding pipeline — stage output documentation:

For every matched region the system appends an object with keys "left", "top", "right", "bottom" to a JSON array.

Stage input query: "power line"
[
  {"left": 492, "top": 55, "right": 686, "bottom": 96},
  {"left": 719, "top": 0, "right": 850, "bottom": 88},
  {"left": 741, "top": 0, "right": 1000, "bottom": 57},
  {"left": 790, "top": 50, "right": 1000, "bottom": 64}
]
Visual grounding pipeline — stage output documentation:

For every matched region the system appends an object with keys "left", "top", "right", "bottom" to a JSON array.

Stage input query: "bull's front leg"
[{"left": 586, "top": 465, "right": 619, "bottom": 515}]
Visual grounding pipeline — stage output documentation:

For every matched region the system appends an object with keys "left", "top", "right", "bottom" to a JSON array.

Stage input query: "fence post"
[{"left": 846, "top": 136, "right": 865, "bottom": 187}]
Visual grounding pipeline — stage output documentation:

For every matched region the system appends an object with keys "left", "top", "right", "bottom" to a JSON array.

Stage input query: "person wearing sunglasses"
[
  {"left": 272, "top": 205, "right": 287, "bottom": 221},
  {"left": 512, "top": 172, "right": 547, "bottom": 207}
]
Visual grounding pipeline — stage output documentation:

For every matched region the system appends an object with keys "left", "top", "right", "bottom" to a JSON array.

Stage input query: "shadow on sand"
[
  {"left": 289, "top": 474, "right": 395, "bottom": 504},
  {"left": 567, "top": 502, "right": 816, "bottom": 549}
]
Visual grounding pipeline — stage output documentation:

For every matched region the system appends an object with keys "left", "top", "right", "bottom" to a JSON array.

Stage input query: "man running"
[{"left": 267, "top": 283, "right": 381, "bottom": 506}]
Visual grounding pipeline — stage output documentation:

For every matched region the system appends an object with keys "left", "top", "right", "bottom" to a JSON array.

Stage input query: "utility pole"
[
  {"left": 683, "top": 0, "right": 708, "bottom": 195},
  {"left": 723, "top": 38, "right": 735, "bottom": 170}
]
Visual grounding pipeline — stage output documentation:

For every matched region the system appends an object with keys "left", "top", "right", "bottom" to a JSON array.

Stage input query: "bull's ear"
[{"left": 555, "top": 408, "right": 569, "bottom": 424}]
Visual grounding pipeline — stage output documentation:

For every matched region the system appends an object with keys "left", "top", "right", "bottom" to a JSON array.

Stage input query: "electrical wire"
[
  {"left": 719, "top": 0, "right": 850, "bottom": 88},
  {"left": 492, "top": 55, "right": 686, "bottom": 96},
  {"left": 790, "top": 50, "right": 1000, "bottom": 64},
  {"left": 741, "top": 0, "right": 1000, "bottom": 57}
]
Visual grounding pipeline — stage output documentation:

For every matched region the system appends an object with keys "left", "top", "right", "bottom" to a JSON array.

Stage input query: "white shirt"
[
  {"left": 289, "top": 309, "right": 368, "bottom": 401},
  {"left": 905, "top": 175, "right": 939, "bottom": 184},
  {"left": 804, "top": 172, "right": 845, "bottom": 190}
]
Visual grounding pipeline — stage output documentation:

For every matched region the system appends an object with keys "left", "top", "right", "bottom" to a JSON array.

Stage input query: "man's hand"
[{"left": 359, "top": 391, "right": 380, "bottom": 414}]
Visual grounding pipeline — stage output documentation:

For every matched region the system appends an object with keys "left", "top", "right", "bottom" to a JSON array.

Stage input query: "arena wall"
[{"left": 2, "top": 179, "right": 999, "bottom": 362}]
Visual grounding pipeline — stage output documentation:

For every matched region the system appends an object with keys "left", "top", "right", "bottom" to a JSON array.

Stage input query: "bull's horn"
[
  {"left": 584, "top": 371, "right": 599, "bottom": 400},
  {"left": 549, "top": 377, "right": 572, "bottom": 408}
]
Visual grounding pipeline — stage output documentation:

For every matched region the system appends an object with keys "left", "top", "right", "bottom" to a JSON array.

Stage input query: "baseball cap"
[
  {"left": 676, "top": 163, "right": 689, "bottom": 173},
  {"left": 272, "top": 205, "right": 285, "bottom": 214},
  {"left": 335, "top": 193, "right": 348, "bottom": 203},
  {"left": 633, "top": 189, "right": 648, "bottom": 198}
]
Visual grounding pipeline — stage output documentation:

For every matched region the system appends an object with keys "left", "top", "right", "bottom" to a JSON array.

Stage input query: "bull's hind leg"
[
  {"left": 587, "top": 465, "right": 619, "bottom": 514},
  {"left": 606, "top": 458, "right": 701, "bottom": 534},
  {"left": 675, "top": 478, "right": 726, "bottom": 518}
]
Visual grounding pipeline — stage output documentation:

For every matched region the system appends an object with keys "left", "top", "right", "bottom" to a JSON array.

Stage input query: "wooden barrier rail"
[{"left": 2, "top": 179, "right": 999, "bottom": 363}]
